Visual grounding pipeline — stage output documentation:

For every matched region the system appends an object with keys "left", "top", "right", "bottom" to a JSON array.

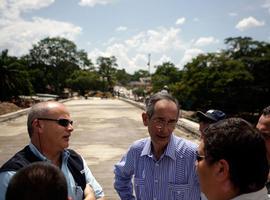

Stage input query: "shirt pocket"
[
  {"left": 168, "top": 183, "right": 191, "bottom": 200},
  {"left": 134, "top": 177, "right": 145, "bottom": 200}
]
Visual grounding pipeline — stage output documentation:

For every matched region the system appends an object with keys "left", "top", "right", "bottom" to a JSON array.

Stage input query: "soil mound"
[{"left": 0, "top": 102, "right": 21, "bottom": 115}]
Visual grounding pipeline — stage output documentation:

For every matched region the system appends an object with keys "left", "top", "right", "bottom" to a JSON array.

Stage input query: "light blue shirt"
[
  {"left": 0, "top": 143, "right": 104, "bottom": 200},
  {"left": 114, "top": 134, "right": 201, "bottom": 200}
]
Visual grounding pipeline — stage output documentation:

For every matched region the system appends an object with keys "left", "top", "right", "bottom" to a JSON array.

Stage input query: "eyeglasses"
[
  {"left": 151, "top": 118, "right": 177, "bottom": 129},
  {"left": 37, "top": 118, "right": 73, "bottom": 127},
  {"left": 196, "top": 151, "right": 205, "bottom": 162}
]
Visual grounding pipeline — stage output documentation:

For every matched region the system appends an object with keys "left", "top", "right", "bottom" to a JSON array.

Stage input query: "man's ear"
[
  {"left": 32, "top": 119, "right": 40, "bottom": 128},
  {"left": 142, "top": 112, "right": 149, "bottom": 126},
  {"left": 215, "top": 159, "right": 230, "bottom": 181},
  {"left": 32, "top": 119, "right": 43, "bottom": 132}
]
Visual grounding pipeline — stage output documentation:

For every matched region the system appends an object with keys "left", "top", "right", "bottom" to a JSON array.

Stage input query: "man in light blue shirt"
[
  {"left": 0, "top": 101, "right": 105, "bottom": 200},
  {"left": 114, "top": 92, "right": 201, "bottom": 200}
]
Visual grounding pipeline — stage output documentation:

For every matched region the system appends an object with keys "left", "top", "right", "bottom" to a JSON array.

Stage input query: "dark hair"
[
  {"left": 145, "top": 92, "right": 180, "bottom": 119},
  {"left": 203, "top": 118, "right": 268, "bottom": 193},
  {"left": 6, "top": 162, "right": 68, "bottom": 200},
  {"left": 262, "top": 106, "right": 270, "bottom": 116}
]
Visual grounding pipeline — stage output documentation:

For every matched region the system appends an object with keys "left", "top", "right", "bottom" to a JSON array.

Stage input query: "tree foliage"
[
  {"left": 174, "top": 37, "right": 270, "bottom": 115},
  {"left": 27, "top": 37, "right": 93, "bottom": 94},
  {"left": 131, "top": 70, "right": 150, "bottom": 81},
  {"left": 66, "top": 70, "right": 101, "bottom": 96},
  {"left": 115, "top": 69, "right": 131, "bottom": 86},
  {"left": 151, "top": 62, "right": 182, "bottom": 92},
  {"left": 1, "top": 36, "right": 270, "bottom": 118},
  {"left": 96, "top": 56, "right": 118, "bottom": 92},
  {"left": 0, "top": 50, "right": 33, "bottom": 101}
]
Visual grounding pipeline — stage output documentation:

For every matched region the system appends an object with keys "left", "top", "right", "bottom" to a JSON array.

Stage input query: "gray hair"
[
  {"left": 145, "top": 92, "right": 180, "bottom": 119},
  {"left": 27, "top": 102, "right": 52, "bottom": 138}
]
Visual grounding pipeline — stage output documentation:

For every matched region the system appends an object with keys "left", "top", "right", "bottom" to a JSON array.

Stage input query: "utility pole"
[{"left": 147, "top": 53, "right": 151, "bottom": 75}]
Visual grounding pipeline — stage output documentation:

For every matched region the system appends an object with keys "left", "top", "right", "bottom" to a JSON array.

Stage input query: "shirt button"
[
  {"left": 154, "top": 179, "right": 158, "bottom": 183},
  {"left": 153, "top": 198, "right": 157, "bottom": 200},
  {"left": 155, "top": 163, "right": 159, "bottom": 167}
]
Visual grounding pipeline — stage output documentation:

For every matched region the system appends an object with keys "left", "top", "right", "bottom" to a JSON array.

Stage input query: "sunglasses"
[
  {"left": 37, "top": 118, "right": 73, "bottom": 127},
  {"left": 196, "top": 151, "right": 205, "bottom": 162}
]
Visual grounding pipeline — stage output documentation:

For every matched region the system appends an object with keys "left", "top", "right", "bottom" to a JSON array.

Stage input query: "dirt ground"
[{"left": 0, "top": 102, "right": 21, "bottom": 115}]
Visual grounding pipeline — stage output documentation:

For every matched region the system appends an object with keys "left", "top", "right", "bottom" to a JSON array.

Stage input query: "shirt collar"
[
  {"left": 231, "top": 187, "right": 268, "bottom": 200},
  {"left": 140, "top": 135, "right": 176, "bottom": 161},
  {"left": 29, "top": 142, "right": 70, "bottom": 163}
]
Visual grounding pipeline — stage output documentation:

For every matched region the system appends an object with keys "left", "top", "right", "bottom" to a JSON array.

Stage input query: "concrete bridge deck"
[{"left": 0, "top": 98, "right": 200, "bottom": 199}]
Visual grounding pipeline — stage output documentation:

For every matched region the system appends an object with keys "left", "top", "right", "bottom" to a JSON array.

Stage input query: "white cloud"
[
  {"left": 103, "top": 37, "right": 117, "bottom": 46},
  {"left": 116, "top": 26, "right": 127, "bottom": 31},
  {"left": 87, "top": 48, "right": 107, "bottom": 60},
  {"left": 0, "top": 0, "right": 82, "bottom": 56},
  {"left": 87, "top": 26, "right": 188, "bottom": 73},
  {"left": 236, "top": 16, "right": 265, "bottom": 31},
  {"left": 79, "top": 0, "right": 115, "bottom": 7},
  {"left": 228, "top": 12, "right": 238, "bottom": 17},
  {"left": 193, "top": 18, "right": 199, "bottom": 22},
  {"left": 156, "top": 55, "right": 172, "bottom": 65},
  {"left": 262, "top": 0, "right": 270, "bottom": 13},
  {"left": 194, "top": 37, "right": 219, "bottom": 47},
  {"left": 0, "top": 17, "right": 81, "bottom": 56},
  {"left": 88, "top": 44, "right": 147, "bottom": 73},
  {"left": 175, "top": 17, "right": 186, "bottom": 25},
  {"left": 179, "top": 48, "right": 204, "bottom": 68},
  {"left": 0, "top": 0, "right": 54, "bottom": 21},
  {"left": 125, "top": 27, "right": 184, "bottom": 53}
]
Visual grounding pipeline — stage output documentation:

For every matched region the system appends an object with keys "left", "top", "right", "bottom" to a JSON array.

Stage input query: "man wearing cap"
[{"left": 197, "top": 109, "right": 226, "bottom": 138}]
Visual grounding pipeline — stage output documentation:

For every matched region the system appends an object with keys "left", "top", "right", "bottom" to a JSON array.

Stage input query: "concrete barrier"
[
  {"left": 0, "top": 108, "right": 29, "bottom": 122},
  {"left": 177, "top": 118, "right": 200, "bottom": 138}
]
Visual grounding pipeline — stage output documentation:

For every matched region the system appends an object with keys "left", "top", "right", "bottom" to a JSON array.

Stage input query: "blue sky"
[{"left": 0, "top": 0, "right": 269, "bottom": 74}]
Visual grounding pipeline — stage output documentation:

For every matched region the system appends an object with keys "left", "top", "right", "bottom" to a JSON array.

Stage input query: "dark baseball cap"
[{"left": 197, "top": 109, "right": 226, "bottom": 123}]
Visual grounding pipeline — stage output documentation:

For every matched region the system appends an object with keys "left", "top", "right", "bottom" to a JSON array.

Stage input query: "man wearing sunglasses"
[
  {"left": 114, "top": 92, "right": 201, "bottom": 199},
  {"left": 0, "top": 101, "right": 105, "bottom": 200},
  {"left": 196, "top": 118, "right": 269, "bottom": 200}
]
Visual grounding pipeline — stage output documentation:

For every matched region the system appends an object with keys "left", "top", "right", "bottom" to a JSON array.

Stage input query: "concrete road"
[{"left": 0, "top": 98, "right": 200, "bottom": 199}]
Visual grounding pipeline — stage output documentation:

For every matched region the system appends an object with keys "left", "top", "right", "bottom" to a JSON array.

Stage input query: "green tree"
[
  {"left": 66, "top": 70, "right": 101, "bottom": 96},
  {"left": 151, "top": 62, "right": 181, "bottom": 93},
  {"left": 175, "top": 53, "right": 253, "bottom": 112},
  {"left": 0, "top": 50, "right": 33, "bottom": 101},
  {"left": 96, "top": 56, "right": 118, "bottom": 93},
  {"left": 115, "top": 69, "right": 131, "bottom": 86},
  {"left": 224, "top": 37, "right": 270, "bottom": 111},
  {"left": 131, "top": 70, "right": 150, "bottom": 81},
  {"left": 27, "top": 37, "right": 93, "bottom": 94}
]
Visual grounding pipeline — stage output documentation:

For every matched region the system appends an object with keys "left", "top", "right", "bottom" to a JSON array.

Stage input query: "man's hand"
[
  {"left": 84, "top": 184, "right": 96, "bottom": 200},
  {"left": 84, "top": 184, "right": 106, "bottom": 200}
]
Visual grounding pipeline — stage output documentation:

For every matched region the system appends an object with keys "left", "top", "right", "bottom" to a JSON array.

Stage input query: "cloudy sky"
[{"left": 0, "top": 0, "right": 269, "bottom": 74}]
